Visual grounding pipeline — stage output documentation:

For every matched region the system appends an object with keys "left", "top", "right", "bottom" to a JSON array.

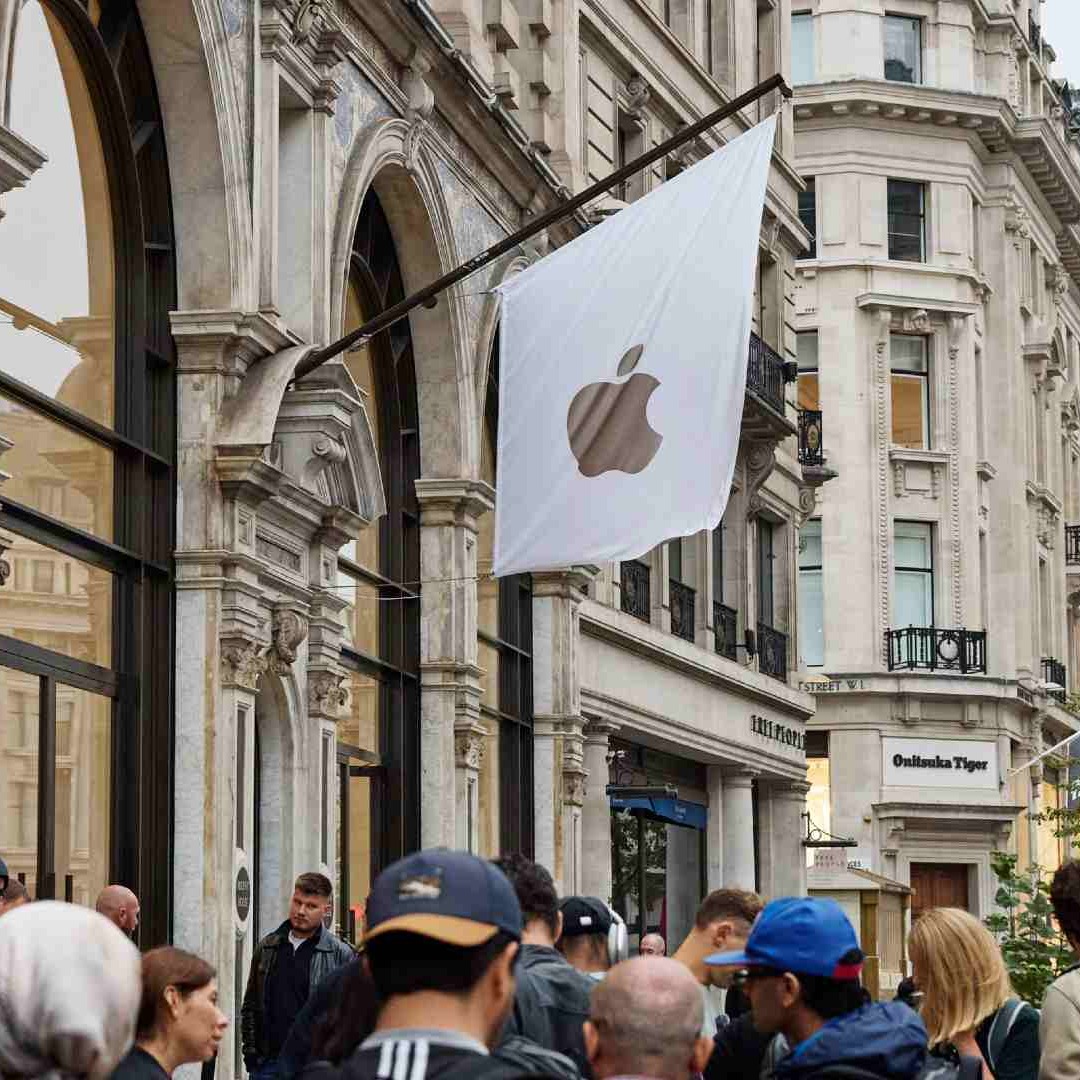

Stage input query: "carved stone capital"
[
  {"left": 563, "top": 769, "right": 587, "bottom": 807},
  {"left": 625, "top": 73, "right": 650, "bottom": 117},
  {"left": 308, "top": 668, "right": 348, "bottom": 715},
  {"left": 455, "top": 729, "right": 486, "bottom": 770},
  {"left": 269, "top": 606, "right": 309, "bottom": 674},
  {"left": 221, "top": 637, "right": 269, "bottom": 691}
]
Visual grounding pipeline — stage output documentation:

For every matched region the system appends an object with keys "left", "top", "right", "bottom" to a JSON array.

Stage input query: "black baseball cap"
[
  {"left": 365, "top": 849, "right": 523, "bottom": 948},
  {"left": 560, "top": 896, "right": 613, "bottom": 937}
]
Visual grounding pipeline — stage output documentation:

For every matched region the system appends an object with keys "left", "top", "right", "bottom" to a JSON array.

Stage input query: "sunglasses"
[{"left": 732, "top": 967, "right": 786, "bottom": 985}]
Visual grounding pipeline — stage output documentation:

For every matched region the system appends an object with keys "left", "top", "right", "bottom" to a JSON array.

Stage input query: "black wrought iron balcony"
[
  {"left": 1042, "top": 657, "right": 1067, "bottom": 703},
  {"left": 798, "top": 409, "right": 824, "bottom": 467},
  {"left": 670, "top": 580, "right": 695, "bottom": 642},
  {"left": 747, "top": 332, "right": 787, "bottom": 415},
  {"left": 886, "top": 627, "right": 987, "bottom": 674},
  {"left": 714, "top": 602, "right": 738, "bottom": 661},
  {"left": 1029, "top": 10, "right": 1041, "bottom": 50},
  {"left": 757, "top": 622, "right": 788, "bottom": 682},
  {"left": 1067, "top": 525, "right": 1080, "bottom": 566},
  {"left": 620, "top": 560, "right": 651, "bottom": 623}
]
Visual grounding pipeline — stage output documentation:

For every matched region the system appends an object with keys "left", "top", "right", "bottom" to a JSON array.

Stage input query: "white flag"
[{"left": 492, "top": 115, "right": 777, "bottom": 577}]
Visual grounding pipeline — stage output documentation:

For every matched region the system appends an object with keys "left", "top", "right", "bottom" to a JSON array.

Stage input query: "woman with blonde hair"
[{"left": 908, "top": 907, "right": 1039, "bottom": 1080}]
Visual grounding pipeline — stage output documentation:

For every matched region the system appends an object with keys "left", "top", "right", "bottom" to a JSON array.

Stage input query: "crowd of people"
[{"left": 2, "top": 851, "right": 1080, "bottom": 1080}]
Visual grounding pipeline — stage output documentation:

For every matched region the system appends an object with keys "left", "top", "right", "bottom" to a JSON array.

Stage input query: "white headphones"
[{"left": 607, "top": 905, "right": 629, "bottom": 966}]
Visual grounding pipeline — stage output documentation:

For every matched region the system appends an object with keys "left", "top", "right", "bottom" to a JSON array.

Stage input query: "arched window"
[
  {"left": 0, "top": 0, "right": 175, "bottom": 940},
  {"left": 477, "top": 333, "right": 534, "bottom": 856},
  {"left": 335, "top": 188, "right": 420, "bottom": 940}
]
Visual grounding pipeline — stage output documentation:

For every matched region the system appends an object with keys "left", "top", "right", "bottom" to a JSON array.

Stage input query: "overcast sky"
[{"left": 1043, "top": 0, "right": 1080, "bottom": 87}]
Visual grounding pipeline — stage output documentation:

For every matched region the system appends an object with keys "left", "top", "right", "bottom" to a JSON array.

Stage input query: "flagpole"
[{"left": 293, "top": 74, "right": 792, "bottom": 379}]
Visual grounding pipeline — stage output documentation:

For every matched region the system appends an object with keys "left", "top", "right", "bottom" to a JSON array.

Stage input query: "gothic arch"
[
  {"left": 331, "top": 117, "right": 474, "bottom": 477},
  {"left": 138, "top": 0, "right": 252, "bottom": 308}
]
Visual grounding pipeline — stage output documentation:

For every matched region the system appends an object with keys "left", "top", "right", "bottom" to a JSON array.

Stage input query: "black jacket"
[
  {"left": 242, "top": 922, "right": 354, "bottom": 1067},
  {"left": 501, "top": 945, "right": 595, "bottom": 1076}
]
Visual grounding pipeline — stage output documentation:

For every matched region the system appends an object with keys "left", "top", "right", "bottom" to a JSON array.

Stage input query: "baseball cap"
[
  {"left": 560, "top": 896, "right": 613, "bottom": 937},
  {"left": 705, "top": 897, "right": 863, "bottom": 980},
  {"left": 365, "top": 849, "right": 523, "bottom": 948}
]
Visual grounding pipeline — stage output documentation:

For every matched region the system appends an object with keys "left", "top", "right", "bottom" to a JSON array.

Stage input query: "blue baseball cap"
[
  {"left": 365, "top": 849, "right": 523, "bottom": 948},
  {"left": 705, "top": 897, "right": 864, "bottom": 980}
]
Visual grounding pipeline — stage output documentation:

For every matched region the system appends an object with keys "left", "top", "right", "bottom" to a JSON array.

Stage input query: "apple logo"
[{"left": 566, "top": 344, "right": 663, "bottom": 478}]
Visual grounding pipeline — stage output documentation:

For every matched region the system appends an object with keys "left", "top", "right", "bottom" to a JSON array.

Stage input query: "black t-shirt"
[
  {"left": 302, "top": 1032, "right": 558, "bottom": 1080},
  {"left": 267, "top": 934, "right": 318, "bottom": 1057},
  {"left": 111, "top": 1047, "right": 171, "bottom": 1080}
]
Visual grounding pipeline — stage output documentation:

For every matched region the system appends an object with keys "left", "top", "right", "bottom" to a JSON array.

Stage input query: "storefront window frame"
[{"left": 0, "top": 0, "right": 176, "bottom": 941}]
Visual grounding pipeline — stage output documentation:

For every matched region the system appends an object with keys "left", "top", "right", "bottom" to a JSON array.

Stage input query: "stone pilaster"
[
  {"left": 706, "top": 765, "right": 725, "bottom": 891},
  {"left": 532, "top": 567, "right": 597, "bottom": 890},
  {"left": 415, "top": 478, "right": 494, "bottom": 850},
  {"left": 722, "top": 767, "right": 757, "bottom": 891},
  {"left": 756, "top": 780, "right": 811, "bottom": 899},
  {"left": 581, "top": 719, "right": 619, "bottom": 902}
]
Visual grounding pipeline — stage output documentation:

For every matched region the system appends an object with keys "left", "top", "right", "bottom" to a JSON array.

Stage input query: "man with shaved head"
[
  {"left": 585, "top": 957, "right": 713, "bottom": 1080},
  {"left": 95, "top": 884, "right": 140, "bottom": 937}
]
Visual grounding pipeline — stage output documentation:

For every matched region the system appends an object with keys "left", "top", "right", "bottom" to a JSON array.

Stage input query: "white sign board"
[{"left": 882, "top": 737, "right": 998, "bottom": 790}]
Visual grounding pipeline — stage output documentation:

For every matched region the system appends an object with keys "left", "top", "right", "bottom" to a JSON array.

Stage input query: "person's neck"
[
  {"left": 290, "top": 923, "right": 318, "bottom": 940},
  {"left": 375, "top": 993, "right": 491, "bottom": 1047},
  {"left": 785, "top": 1008, "right": 826, "bottom": 1049},
  {"left": 138, "top": 1034, "right": 183, "bottom": 1077},
  {"left": 521, "top": 921, "right": 556, "bottom": 948},
  {"left": 672, "top": 932, "right": 710, "bottom": 985},
  {"left": 564, "top": 946, "right": 607, "bottom": 974}
]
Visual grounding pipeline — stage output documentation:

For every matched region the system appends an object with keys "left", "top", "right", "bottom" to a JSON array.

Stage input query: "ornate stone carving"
[
  {"left": 947, "top": 314, "right": 964, "bottom": 627},
  {"left": 1004, "top": 199, "right": 1030, "bottom": 245},
  {"left": 309, "top": 669, "right": 348, "bottom": 713},
  {"left": 455, "top": 730, "right": 486, "bottom": 770},
  {"left": 563, "top": 771, "right": 587, "bottom": 806},
  {"left": 269, "top": 608, "right": 309, "bottom": 673},
  {"left": 872, "top": 308, "right": 892, "bottom": 656},
  {"left": 625, "top": 73, "right": 650, "bottom": 117},
  {"left": 744, "top": 441, "right": 777, "bottom": 499},
  {"left": 796, "top": 484, "right": 819, "bottom": 526},
  {"left": 903, "top": 308, "right": 931, "bottom": 334},
  {"left": 222, "top": 639, "right": 268, "bottom": 691},
  {"left": 402, "top": 62, "right": 434, "bottom": 176},
  {"left": 312, "top": 435, "right": 347, "bottom": 466},
  {"left": 1050, "top": 263, "right": 1071, "bottom": 306}
]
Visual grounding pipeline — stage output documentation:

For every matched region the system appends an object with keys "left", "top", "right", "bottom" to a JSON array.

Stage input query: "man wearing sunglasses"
[{"left": 705, "top": 897, "right": 928, "bottom": 1080}]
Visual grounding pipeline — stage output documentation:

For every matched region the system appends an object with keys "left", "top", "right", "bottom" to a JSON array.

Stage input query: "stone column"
[
  {"left": 722, "top": 768, "right": 757, "bottom": 891},
  {"left": 532, "top": 567, "right": 597, "bottom": 891},
  {"left": 706, "top": 766, "right": 725, "bottom": 890},
  {"left": 415, "top": 479, "right": 494, "bottom": 851},
  {"left": 757, "top": 780, "right": 811, "bottom": 899},
  {"left": 581, "top": 719, "right": 619, "bottom": 902}
]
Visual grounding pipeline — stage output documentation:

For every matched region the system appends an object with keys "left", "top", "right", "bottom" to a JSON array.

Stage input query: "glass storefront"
[{"left": 0, "top": 0, "right": 176, "bottom": 941}]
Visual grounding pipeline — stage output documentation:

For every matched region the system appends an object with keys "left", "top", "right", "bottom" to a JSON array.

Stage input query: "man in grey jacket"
[
  {"left": 242, "top": 872, "right": 353, "bottom": 1080},
  {"left": 494, "top": 854, "right": 595, "bottom": 1076},
  {"left": 1042, "top": 860, "right": 1080, "bottom": 1080}
]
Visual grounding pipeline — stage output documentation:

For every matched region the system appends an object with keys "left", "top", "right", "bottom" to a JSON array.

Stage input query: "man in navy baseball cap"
[{"left": 704, "top": 898, "right": 928, "bottom": 1080}]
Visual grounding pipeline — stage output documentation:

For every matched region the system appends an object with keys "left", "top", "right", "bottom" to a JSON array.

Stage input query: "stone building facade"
[
  {"left": 0, "top": 0, "right": 818, "bottom": 1067},
  {"left": 791, "top": 0, "right": 1080, "bottom": 950}
]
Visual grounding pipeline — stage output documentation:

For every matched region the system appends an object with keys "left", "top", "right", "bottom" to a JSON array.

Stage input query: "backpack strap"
[{"left": 986, "top": 999, "right": 1024, "bottom": 1075}]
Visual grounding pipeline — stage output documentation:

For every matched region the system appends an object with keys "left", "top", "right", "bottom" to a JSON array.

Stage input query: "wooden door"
[{"left": 910, "top": 863, "right": 970, "bottom": 918}]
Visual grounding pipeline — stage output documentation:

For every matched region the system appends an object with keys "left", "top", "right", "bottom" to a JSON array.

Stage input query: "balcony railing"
[
  {"left": 1042, "top": 657, "right": 1067, "bottom": 703},
  {"left": 886, "top": 627, "right": 987, "bottom": 674},
  {"left": 747, "top": 332, "right": 787, "bottom": 415},
  {"left": 798, "top": 409, "right": 824, "bottom": 467},
  {"left": 1067, "top": 525, "right": 1080, "bottom": 566},
  {"left": 620, "top": 560, "right": 651, "bottom": 623},
  {"left": 757, "top": 622, "right": 788, "bottom": 681},
  {"left": 714, "top": 602, "right": 738, "bottom": 660},
  {"left": 670, "top": 580, "right": 695, "bottom": 642}
]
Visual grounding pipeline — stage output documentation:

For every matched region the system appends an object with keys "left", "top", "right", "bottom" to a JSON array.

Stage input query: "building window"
[
  {"left": 884, "top": 14, "right": 921, "bottom": 83},
  {"left": 798, "top": 178, "right": 816, "bottom": 260},
  {"left": 712, "top": 525, "right": 724, "bottom": 605},
  {"left": 0, "top": 0, "right": 176, "bottom": 934},
  {"left": 792, "top": 12, "right": 814, "bottom": 84},
  {"left": 797, "top": 331, "right": 819, "bottom": 410},
  {"left": 890, "top": 335, "right": 930, "bottom": 449},
  {"left": 888, "top": 180, "right": 925, "bottom": 262},
  {"left": 799, "top": 521, "right": 824, "bottom": 667},
  {"left": 616, "top": 110, "right": 645, "bottom": 202},
  {"left": 758, "top": 520, "right": 775, "bottom": 627},
  {"left": 336, "top": 188, "right": 422, "bottom": 940},
  {"left": 894, "top": 521, "right": 933, "bottom": 628}
]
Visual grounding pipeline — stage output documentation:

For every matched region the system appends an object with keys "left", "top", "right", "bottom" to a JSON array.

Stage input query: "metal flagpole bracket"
[
  {"left": 293, "top": 73, "right": 792, "bottom": 382},
  {"left": 801, "top": 811, "right": 857, "bottom": 849}
]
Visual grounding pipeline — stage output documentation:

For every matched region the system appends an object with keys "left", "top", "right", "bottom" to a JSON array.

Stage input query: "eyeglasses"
[{"left": 732, "top": 967, "right": 785, "bottom": 985}]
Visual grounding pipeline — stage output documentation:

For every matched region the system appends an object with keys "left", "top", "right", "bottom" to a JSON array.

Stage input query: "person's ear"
[
  {"left": 555, "top": 911, "right": 564, "bottom": 943},
  {"left": 780, "top": 973, "right": 800, "bottom": 1009},
  {"left": 712, "top": 920, "right": 730, "bottom": 949},
  {"left": 691, "top": 1035, "right": 714, "bottom": 1074},
  {"left": 163, "top": 985, "right": 182, "bottom": 1021},
  {"left": 490, "top": 942, "right": 520, "bottom": 1003},
  {"left": 583, "top": 1021, "right": 601, "bottom": 1066}
]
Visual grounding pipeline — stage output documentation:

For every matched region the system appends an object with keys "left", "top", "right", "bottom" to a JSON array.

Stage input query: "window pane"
[
  {"left": 891, "top": 374, "right": 928, "bottom": 448},
  {"left": 478, "top": 722, "right": 499, "bottom": 857},
  {"left": 797, "top": 331, "right": 819, "bottom": 371},
  {"left": 888, "top": 181, "right": 924, "bottom": 262},
  {"left": 0, "top": 535, "right": 112, "bottom": 666},
  {"left": 792, "top": 13, "right": 815, "bottom": 84},
  {"left": 890, "top": 335, "right": 927, "bottom": 373},
  {"left": 0, "top": 2, "right": 115, "bottom": 427},
  {"left": 479, "top": 638, "right": 499, "bottom": 710},
  {"left": 712, "top": 525, "right": 723, "bottom": 605},
  {"left": 799, "top": 568, "right": 824, "bottom": 666},
  {"left": 0, "top": 668, "right": 40, "bottom": 896},
  {"left": 758, "top": 522, "right": 774, "bottom": 626},
  {"left": 895, "top": 569, "right": 932, "bottom": 626},
  {"left": 54, "top": 685, "right": 110, "bottom": 907},
  {"left": 339, "top": 669, "right": 379, "bottom": 754},
  {"left": 669, "top": 539, "right": 683, "bottom": 584},
  {"left": 895, "top": 523, "right": 932, "bottom": 569},
  {"left": 884, "top": 15, "right": 920, "bottom": 83},
  {"left": 798, "top": 373, "right": 819, "bottom": 411},
  {"left": 337, "top": 570, "right": 379, "bottom": 658},
  {"left": 0, "top": 395, "right": 114, "bottom": 541},
  {"left": 344, "top": 771, "right": 372, "bottom": 939},
  {"left": 800, "top": 520, "right": 822, "bottom": 568},
  {"left": 798, "top": 181, "right": 816, "bottom": 259}
]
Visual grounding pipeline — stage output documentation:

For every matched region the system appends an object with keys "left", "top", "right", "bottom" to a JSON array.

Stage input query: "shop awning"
[{"left": 610, "top": 795, "right": 707, "bottom": 830}]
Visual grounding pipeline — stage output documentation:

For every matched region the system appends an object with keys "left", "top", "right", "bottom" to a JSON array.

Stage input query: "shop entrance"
[{"left": 910, "top": 863, "right": 970, "bottom": 917}]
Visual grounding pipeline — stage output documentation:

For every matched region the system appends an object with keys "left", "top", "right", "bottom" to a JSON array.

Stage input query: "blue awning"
[{"left": 610, "top": 795, "right": 707, "bottom": 830}]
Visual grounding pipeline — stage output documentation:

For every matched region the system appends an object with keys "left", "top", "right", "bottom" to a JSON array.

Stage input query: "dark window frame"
[
  {"left": 889, "top": 333, "right": 931, "bottom": 450},
  {"left": 757, "top": 519, "right": 775, "bottom": 629},
  {"left": 887, "top": 179, "right": 926, "bottom": 262},
  {"left": 0, "top": 0, "right": 177, "bottom": 942},
  {"left": 797, "top": 178, "right": 816, "bottom": 260},
  {"left": 884, "top": 13, "right": 922, "bottom": 84},
  {"left": 893, "top": 520, "right": 935, "bottom": 628}
]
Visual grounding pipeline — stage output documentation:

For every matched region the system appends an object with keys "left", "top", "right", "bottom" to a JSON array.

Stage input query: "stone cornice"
[
  {"left": 856, "top": 291, "right": 980, "bottom": 318},
  {"left": 0, "top": 123, "right": 46, "bottom": 200},
  {"left": 414, "top": 478, "right": 495, "bottom": 524},
  {"left": 170, "top": 310, "right": 295, "bottom": 375}
]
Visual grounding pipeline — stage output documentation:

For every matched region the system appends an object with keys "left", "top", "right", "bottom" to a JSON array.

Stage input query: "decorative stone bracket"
[
  {"left": 269, "top": 606, "right": 309, "bottom": 674},
  {"left": 221, "top": 636, "right": 270, "bottom": 692}
]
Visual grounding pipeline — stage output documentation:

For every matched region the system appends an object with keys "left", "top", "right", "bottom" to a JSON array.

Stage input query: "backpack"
[{"left": 984, "top": 999, "right": 1035, "bottom": 1077}]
